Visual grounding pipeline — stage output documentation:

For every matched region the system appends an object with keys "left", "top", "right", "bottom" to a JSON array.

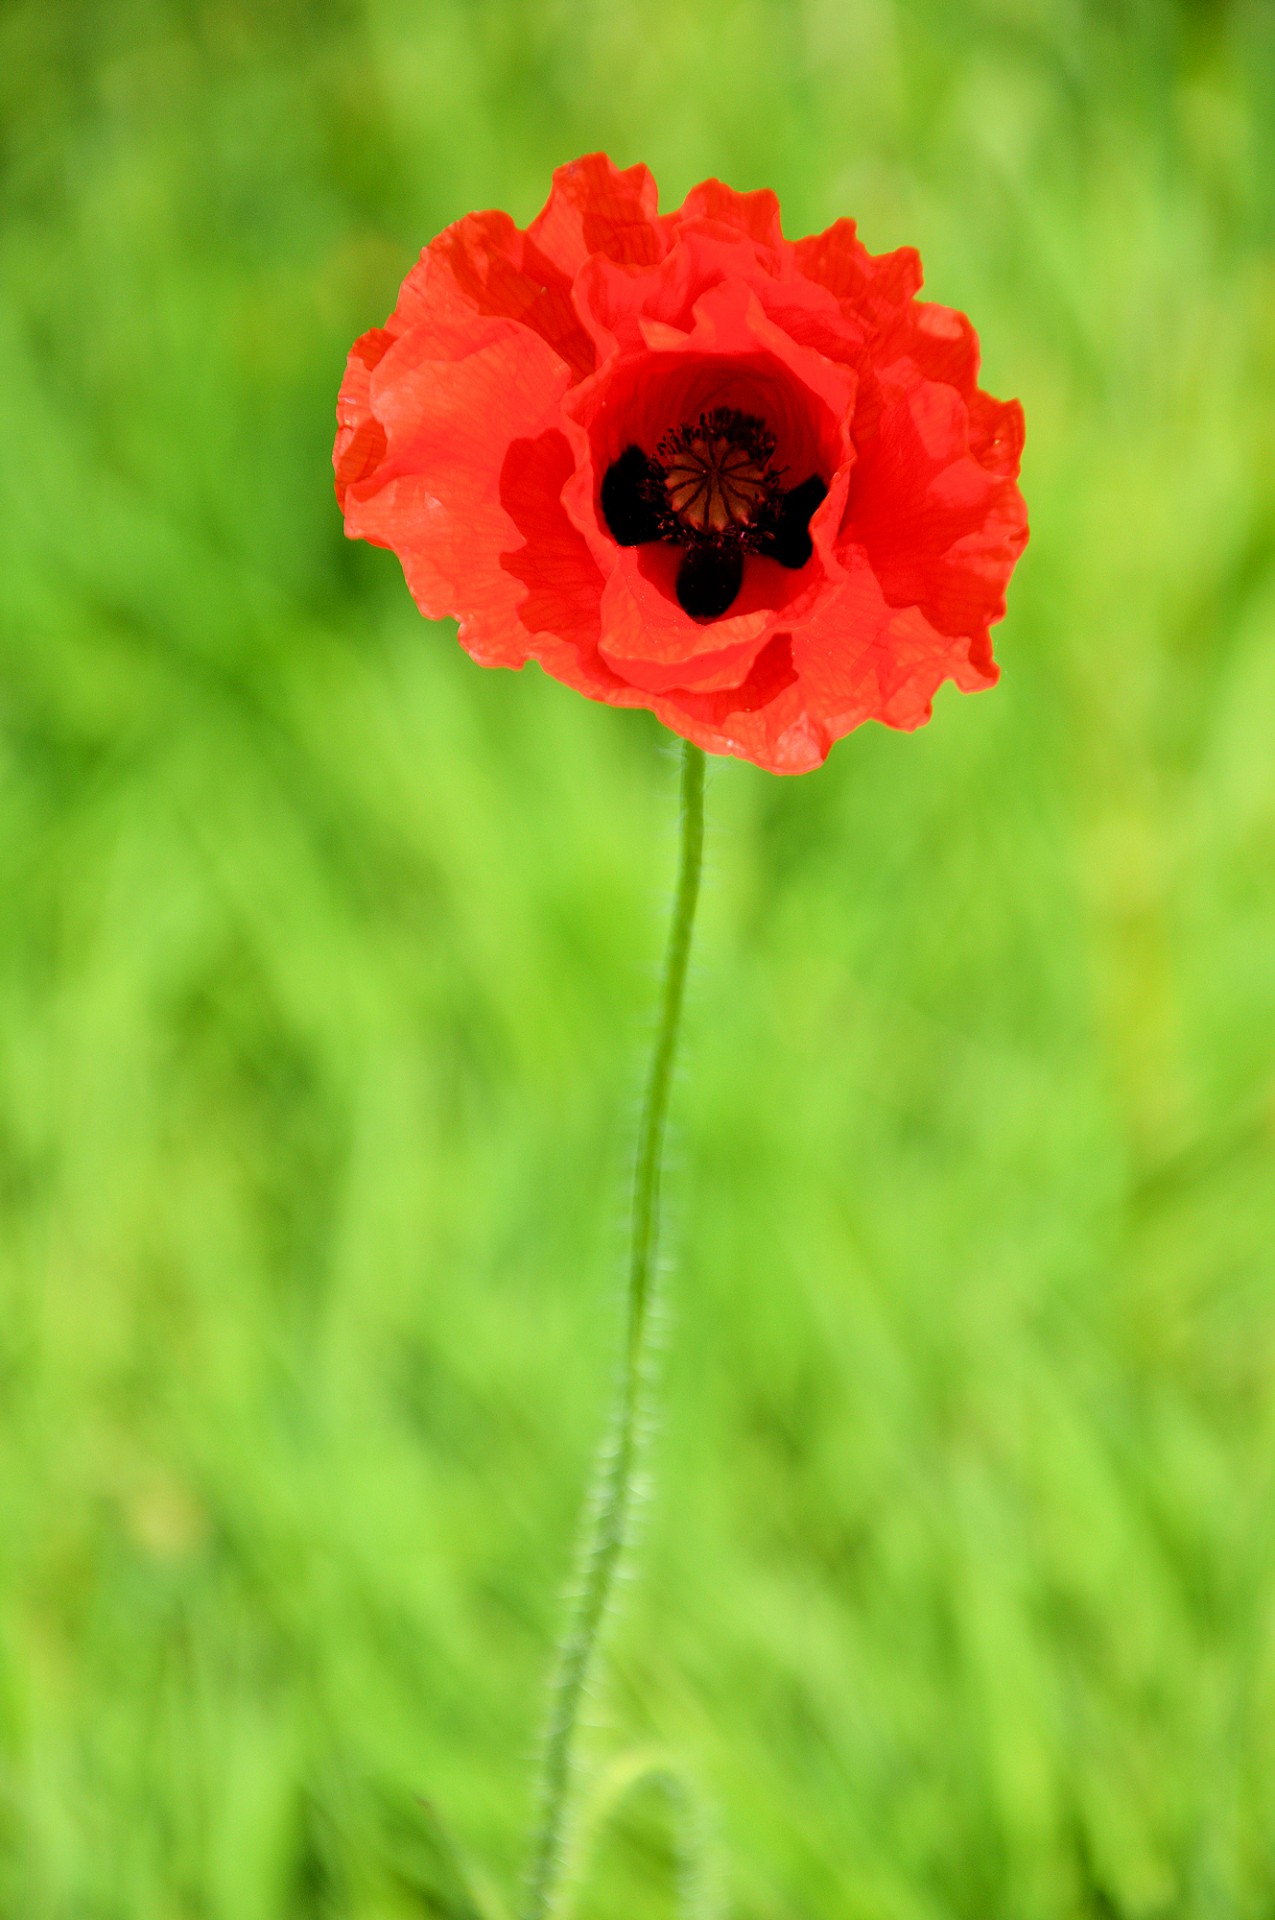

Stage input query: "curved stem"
[{"left": 521, "top": 740, "right": 707, "bottom": 1920}]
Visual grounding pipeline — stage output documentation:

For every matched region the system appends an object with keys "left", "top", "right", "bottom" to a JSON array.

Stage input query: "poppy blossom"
[{"left": 335, "top": 155, "right": 1028, "bottom": 774}]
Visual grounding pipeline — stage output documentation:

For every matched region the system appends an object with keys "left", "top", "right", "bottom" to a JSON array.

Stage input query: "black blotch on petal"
[
  {"left": 765, "top": 475, "right": 829, "bottom": 569},
  {"left": 601, "top": 446, "right": 664, "bottom": 546},
  {"left": 676, "top": 544, "right": 744, "bottom": 621}
]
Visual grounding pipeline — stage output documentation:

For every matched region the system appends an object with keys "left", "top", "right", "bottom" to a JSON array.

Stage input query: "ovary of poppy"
[{"left": 335, "top": 155, "right": 1028, "bottom": 775}]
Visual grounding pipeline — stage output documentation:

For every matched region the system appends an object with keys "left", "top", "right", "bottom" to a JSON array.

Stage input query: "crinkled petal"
[
  {"left": 496, "top": 428, "right": 608, "bottom": 667},
  {"left": 793, "top": 554, "right": 997, "bottom": 737},
  {"left": 652, "top": 634, "right": 830, "bottom": 774},
  {"left": 334, "top": 328, "right": 393, "bottom": 509},
  {"left": 572, "top": 223, "right": 858, "bottom": 390},
  {"left": 968, "top": 391, "right": 1026, "bottom": 478},
  {"left": 571, "top": 226, "right": 763, "bottom": 358},
  {"left": 846, "top": 379, "right": 1029, "bottom": 636},
  {"left": 793, "top": 220, "right": 924, "bottom": 331},
  {"left": 342, "top": 317, "right": 579, "bottom": 665},
  {"left": 671, "top": 179, "right": 785, "bottom": 254},
  {"left": 386, "top": 211, "right": 595, "bottom": 377},
  {"left": 527, "top": 152, "right": 666, "bottom": 275}
]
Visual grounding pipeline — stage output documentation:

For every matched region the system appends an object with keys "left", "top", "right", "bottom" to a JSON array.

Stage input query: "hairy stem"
[{"left": 521, "top": 740, "right": 707, "bottom": 1920}]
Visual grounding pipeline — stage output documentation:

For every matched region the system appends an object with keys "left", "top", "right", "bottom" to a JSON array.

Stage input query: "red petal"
[
  {"left": 792, "top": 557, "right": 998, "bottom": 741},
  {"left": 967, "top": 391, "right": 1025, "bottom": 478},
  {"left": 672, "top": 179, "right": 784, "bottom": 253},
  {"left": 497, "top": 428, "right": 607, "bottom": 664},
  {"left": 333, "top": 328, "right": 393, "bottom": 508},
  {"left": 846, "top": 379, "right": 1029, "bottom": 636},
  {"left": 652, "top": 634, "right": 830, "bottom": 774},
  {"left": 397, "top": 210, "right": 596, "bottom": 377},
  {"left": 794, "top": 220, "right": 923, "bottom": 319},
  {"left": 528, "top": 152, "right": 666, "bottom": 275},
  {"left": 342, "top": 317, "right": 580, "bottom": 665}
]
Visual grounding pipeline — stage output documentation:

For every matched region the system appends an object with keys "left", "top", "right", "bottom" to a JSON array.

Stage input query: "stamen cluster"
[
  {"left": 657, "top": 409, "right": 783, "bottom": 537},
  {"left": 601, "top": 407, "right": 827, "bottom": 620}
]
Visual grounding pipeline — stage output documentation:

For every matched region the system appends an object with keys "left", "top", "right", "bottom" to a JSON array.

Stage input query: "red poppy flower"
[{"left": 335, "top": 155, "right": 1028, "bottom": 774}]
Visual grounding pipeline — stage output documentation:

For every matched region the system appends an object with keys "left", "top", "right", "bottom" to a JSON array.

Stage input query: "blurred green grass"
[{"left": 2, "top": 0, "right": 1275, "bottom": 1913}]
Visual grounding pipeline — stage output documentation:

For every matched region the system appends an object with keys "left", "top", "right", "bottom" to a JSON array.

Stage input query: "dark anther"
[
  {"left": 676, "top": 544, "right": 744, "bottom": 621},
  {"left": 601, "top": 446, "right": 665, "bottom": 546},
  {"left": 759, "top": 475, "right": 828, "bottom": 570}
]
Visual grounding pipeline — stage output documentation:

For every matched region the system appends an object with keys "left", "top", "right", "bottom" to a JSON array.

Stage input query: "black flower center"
[{"left": 600, "top": 406, "right": 828, "bottom": 621}]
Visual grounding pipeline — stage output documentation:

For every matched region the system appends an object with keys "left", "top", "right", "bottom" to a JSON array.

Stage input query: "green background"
[{"left": 2, "top": 0, "right": 1274, "bottom": 1914}]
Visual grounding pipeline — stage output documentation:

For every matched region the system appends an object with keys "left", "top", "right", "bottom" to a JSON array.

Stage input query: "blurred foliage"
[{"left": 2, "top": 0, "right": 1275, "bottom": 1914}]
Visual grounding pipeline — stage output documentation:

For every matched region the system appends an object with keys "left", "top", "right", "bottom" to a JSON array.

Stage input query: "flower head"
[{"left": 335, "top": 155, "right": 1028, "bottom": 774}]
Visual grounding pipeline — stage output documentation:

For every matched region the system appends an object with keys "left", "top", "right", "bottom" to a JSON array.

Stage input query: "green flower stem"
[{"left": 521, "top": 739, "right": 707, "bottom": 1920}]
